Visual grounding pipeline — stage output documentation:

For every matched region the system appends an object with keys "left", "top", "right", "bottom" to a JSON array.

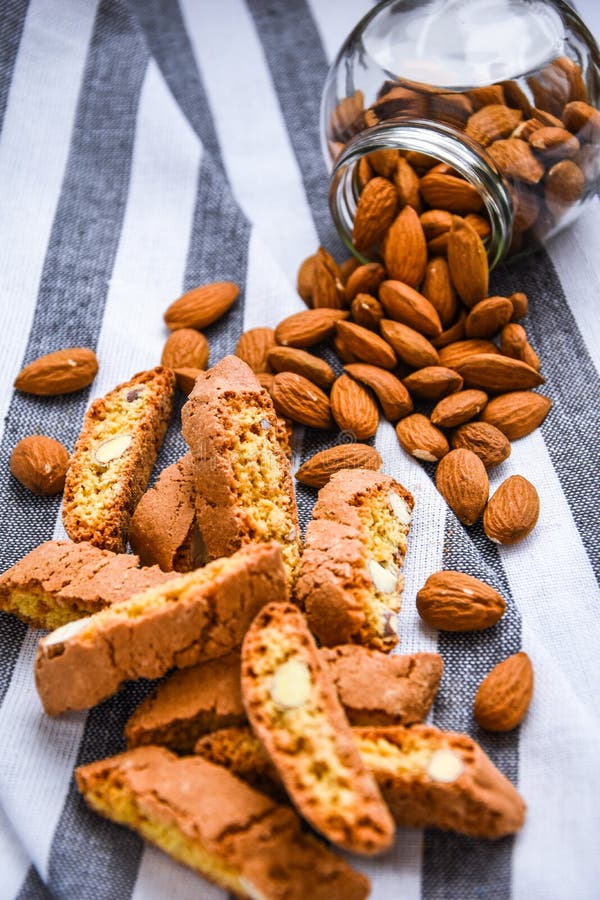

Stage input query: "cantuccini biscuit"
[
  {"left": 296, "top": 469, "right": 414, "bottom": 651},
  {"left": 75, "top": 747, "right": 370, "bottom": 900},
  {"left": 63, "top": 367, "right": 176, "bottom": 553},
  {"left": 0, "top": 540, "right": 171, "bottom": 630},
  {"left": 321, "top": 645, "right": 443, "bottom": 726},
  {"left": 181, "top": 356, "right": 301, "bottom": 582},
  {"left": 241, "top": 602, "right": 395, "bottom": 856},
  {"left": 129, "top": 454, "right": 204, "bottom": 573},
  {"left": 36, "top": 542, "right": 287, "bottom": 716},
  {"left": 125, "top": 653, "right": 245, "bottom": 752},
  {"left": 195, "top": 723, "right": 526, "bottom": 839}
]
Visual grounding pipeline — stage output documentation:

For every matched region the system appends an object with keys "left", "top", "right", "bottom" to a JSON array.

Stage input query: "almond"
[
  {"left": 162, "top": 328, "right": 209, "bottom": 371},
  {"left": 465, "top": 104, "right": 523, "bottom": 146},
  {"left": 420, "top": 209, "right": 453, "bottom": 240},
  {"left": 474, "top": 652, "right": 534, "bottom": 731},
  {"left": 352, "top": 177, "right": 398, "bottom": 250},
  {"left": 379, "top": 280, "right": 442, "bottom": 337},
  {"left": 430, "top": 389, "right": 488, "bottom": 428},
  {"left": 164, "top": 281, "right": 239, "bottom": 330},
  {"left": 383, "top": 205, "right": 428, "bottom": 287},
  {"left": 174, "top": 368, "right": 201, "bottom": 395},
  {"left": 464, "top": 213, "right": 491, "bottom": 240},
  {"left": 380, "top": 319, "right": 440, "bottom": 369},
  {"left": 335, "top": 320, "right": 397, "bottom": 370},
  {"left": 483, "top": 474, "right": 540, "bottom": 544},
  {"left": 344, "top": 363, "right": 413, "bottom": 421},
  {"left": 500, "top": 324, "right": 540, "bottom": 370},
  {"left": 480, "top": 391, "right": 552, "bottom": 440},
  {"left": 451, "top": 421, "right": 511, "bottom": 468},
  {"left": 396, "top": 413, "right": 449, "bottom": 462},
  {"left": 465, "top": 296, "right": 514, "bottom": 339},
  {"left": 312, "top": 247, "right": 345, "bottom": 309},
  {"left": 545, "top": 159, "right": 585, "bottom": 207},
  {"left": 431, "top": 310, "right": 467, "bottom": 348},
  {"left": 333, "top": 331, "right": 360, "bottom": 364},
  {"left": 529, "top": 126, "right": 579, "bottom": 161},
  {"left": 467, "top": 84, "right": 506, "bottom": 109},
  {"left": 297, "top": 253, "right": 315, "bottom": 305},
  {"left": 345, "top": 264, "right": 386, "bottom": 305},
  {"left": 235, "top": 327, "right": 276, "bottom": 373},
  {"left": 563, "top": 100, "right": 600, "bottom": 142},
  {"left": 271, "top": 372, "right": 332, "bottom": 429},
  {"left": 447, "top": 216, "right": 489, "bottom": 308},
  {"left": 438, "top": 339, "right": 499, "bottom": 369},
  {"left": 509, "top": 291, "right": 528, "bottom": 320},
  {"left": 267, "top": 347, "right": 335, "bottom": 390},
  {"left": 295, "top": 444, "right": 382, "bottom": 488},
  {"left": 330, "top": 374, "right": 379, "bottom": 440},
  {"left": 455, "top": 353, "right": 544, "bottom": 391},
  {"left": 368, "top": 148, "right": 400, "bottom": 178},
  {"left": 435, "top": 448, "right": 489, "bottom": 525},
  {"left": 257, "top": 372, "right": 275, "bottom": 396},
  {"left": 421, "top": 257, "right": 458, "bottom": 328},
  {"left": 14, "top": 348, "right": 98, "bottom": 396},
  {"left": 10, "top": 435, "right": 70, "bottom": 496},
  {"left": 419, "top": 172, "right": 484, "bottom": 214},
  {"left": 357, "top": 155, "right": 374, "bottom": 189},
  {"left": 394, "top": 156, "right": 422, "bottom": 210},
  {"left": 339, "top": 257, "right": 360, "bottom": 284},
  {"left": 417, "top": 570, "right": 505, "bottom": 631},
  {"left": 487, "top": 138, "right": 545, "bottom": 184},
  {"left": 275, "top": 309, "right": 349, "bottom": 348},
  {"left": 403, "top": 366, "right": 463, "bottom": 401},
  {"left": 351, "top": 293, "right": 384, "bottom": 330}
]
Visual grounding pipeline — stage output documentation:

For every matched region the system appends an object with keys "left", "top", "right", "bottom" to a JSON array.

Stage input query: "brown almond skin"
[
  {"left": 483, "top": 475, "right": 540, "bottom": 545},
  {"left": 419, "top": 172, "right": 484, "bottom": 214},
  {"left": 455, "top": 354, "right": 544, "bottom": 392},
  {"left": 162, "top": 328, "right": 209, "bottom": 371},
  {"left": 295, "top": 444, "right": 382, "bottom": 488},
  {"left": 452, "top": 422, "right": 511, "bottom": 468},
  {"left": 330, "top": 374, "right": 379, "bottom": 440},
  {"left": 267, "top": 347, "right": 335, "bottom": 391},
  {"left": 421, "top": 257, "right": 458, "bottom": 328},
  {"left": 402, "top": 366, "right": 463, "bottom": 401},
  {"left": 164, "top": 282, "right": 239, "bottom": 330},
  {"left": 431, "top": 390, "right": 488, "bottom": 428},
  {"left": 297, "top": 253, "right": 315, "bottom": 305},
  {"left": 351, "top": 294, "right": 384, "bottom": 331},
  {"left": 465, "top": 297, "right": 514, "bottom": 339},
  {"left": 447, "top": 217, "right": 489, "bottom": 308},
  {"left": 500, "top": 324, "right": 540, "bottom": 370},
  {"left": 379, "top": 281, "right": 442, "bottom": 337},
  {"left": 235, "top": 327, "right": 276, "bottom": 373},
  {"left": 353, "top": 177, "right": 398, "bottom": 250},
  {"left": 336, "top": 321, "right": 397, "bottom": 370},
  {"left": 383, "top": 205, "right": 428, "bottom": 287},
  {"left": 344, "top": 263, "right": 386, "bottom": 303},
  {"left": 435, "top": 449, "right": 489, "bottom": 526},
  {"left": 474, "top": 652, "right": 534, "bottom": 731},
  {"left": 10, "top": 435, "right": 70, "bottom": 495},
  {"left": 15, "top": 348, "right": 99, "bottom": 396},
  {"left": 312, "top": 247, "right": 345, "bottom": 310},
  {"left": 431, "top": 311, "right": 467, "bottom": 348},
  {"left": 480, "top": 392, "right": 552, "bottom": 440},
  {"left": 344, "top": 363, "right": 413, "bottom": 421},
  {"left": 271, "top": 372, "right": 332, "bottom": 429},
  {"left": 396, "top": 414, "right": 449, "bottom": 462},
  {"left": 417, "top": 570, "right": 506, "bottom": 631},
  {"left": 380, "top": 320, "right": 440, "bottom": 369},
  {"left": 275, "top": 309, "right": 349, "bottom": 348},
  {"left": 174, "top": 367, "right": 201, "bottom": 395},
  {"left": 438, "top": 340, "right": 499, "bottom": 370}
]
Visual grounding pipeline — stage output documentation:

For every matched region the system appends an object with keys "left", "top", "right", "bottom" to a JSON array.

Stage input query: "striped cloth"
[{"left": 0, "top": 1, "right": 599, "bottom": 898}]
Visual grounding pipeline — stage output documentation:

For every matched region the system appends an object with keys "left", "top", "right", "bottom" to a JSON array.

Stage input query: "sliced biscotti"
[
  {"left": 36, "top": 542, "right": 287, "bottom": 716},
  {"left": 63, "top": 366, "right": 176, "bottom": 553},
  {"left": 296, "top": 469, "right": 414, "bottom": 650},
  {"left": 322, "top": 645, "right": 443, "bottom": 726},
  {"left": 195, "top": 724, "right": 525, "bottom": 839},
  {"left": 241, "top": 602, "right": 395, "bottom": 855},
  {"left": 0, "top": 540, "right": 171, "bottom": 630},
  {"left": 125, "top": 652, "right": 245, "bottom": 752},
  {"left": 129, "top": 454, "right": 203, "bottom": 573},
  {"left": 181, "top": 356, "right": 301, "bottom": 582},
  {"left": 76, "top": 747, "right": 370, "bottom": 900},
  {"left": 355, "top": 724, "right": 526, "bottom": 838}
]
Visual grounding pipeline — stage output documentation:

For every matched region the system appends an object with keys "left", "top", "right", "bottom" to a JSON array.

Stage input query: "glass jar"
[{"left": 322, "top": 0, "right": 600, "bottom": 267}]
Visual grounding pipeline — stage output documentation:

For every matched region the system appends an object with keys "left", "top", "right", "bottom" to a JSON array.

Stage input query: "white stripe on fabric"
[
  {"left": 306, "top": 0, "right": 372, "bottom": 63},
  {"left": 0, "top": 800, "right": 30, "bottom": 900},
  {"left": 547, "top": 198, "right": 600, "bottom": 375},
  {"left": 0, "top": 56, "right": 201, "bottom": 883},
  {"left": 178, "top": 0, "right": 318, "bottom": 281},
  {"left": 0, "top": 0, "right": 98, "bottom": 440},
  {"left": 243, "top": 228, "right": 304, "bottom": 331}
]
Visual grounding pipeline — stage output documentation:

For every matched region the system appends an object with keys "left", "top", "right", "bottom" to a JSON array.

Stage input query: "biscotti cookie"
[
  {"left": 76, "top": 747, "right": 370, "bottom": 900},
  {"left": 321, "top": 645, "right": 443, "bottom": 726},
  {"left": 125, "top": 652, "right": 245, "bottom": 752},
  {"left": 181, "top": 356, "right": 301, "bottom": 582},
  {"left": 63, "top": 366, "right": 176, "bottom": 553},
  {"left": 0, "top": 540, "right": 171, "bottom": 630},
  {"left": 241, "top": 602, "right": 395, "bottom": 855},
  {"left": 129, "top": 454, "right": 203, "bottom": 573},
  {"left": 355, "top": 724, "right": 526, "bottom": 838},
  {"left": 296, "top": 469, "right": 414, "bottom": 650},
  {"left": 195, "top": 723, "right": 525, "bottom": 839},
  {"left": 36, "top": 542, "right": 287, "bottom": 716}
]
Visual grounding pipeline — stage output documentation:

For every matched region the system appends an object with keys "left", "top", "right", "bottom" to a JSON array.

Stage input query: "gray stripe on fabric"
[
  {"left": 0, "top": 0, "right": 29, "bottom": 133},
  {"left": 491, "top": 250, "right": 600, "bottom": 583},
  {"left": 0, "top": 0, "right": 148, "bottom": 710},
  {"left": 16, "top": 866, "right": 52, "bottom": 900},
  {"left": 244, "top": 0, "right": 342, "bottom": 252},
  {"left": 125, "top": 0, "right": 224, "bottom": 169}
]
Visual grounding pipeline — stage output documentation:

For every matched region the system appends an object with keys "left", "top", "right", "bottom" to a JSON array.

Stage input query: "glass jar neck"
[{"left": 329, "top": 119, "right": 514, "bottom": 269}]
